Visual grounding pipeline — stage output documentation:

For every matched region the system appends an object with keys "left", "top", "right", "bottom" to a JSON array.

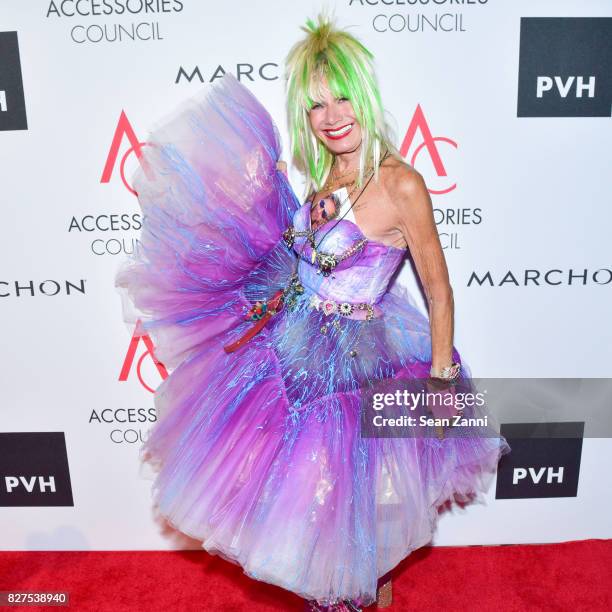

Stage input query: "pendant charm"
[
  {"left": 282, "top": 226, "right": 295, "bottom": 249},
  {"left": 283, "top": 274, "right": 305, "bottom": 311},
  {"left": 317, "top": 253, "right": 338, "bottom": 277},
  {"left": 245, "top": 300, "right": 267, "bottom": 321},
  {"left": 321, "top": 299, "right": 338, "bottom": 316}
]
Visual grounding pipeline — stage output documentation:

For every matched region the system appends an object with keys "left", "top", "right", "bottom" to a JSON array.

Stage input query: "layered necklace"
[{"left": 307, "top": 166, "right": 378, "bottom": 266}]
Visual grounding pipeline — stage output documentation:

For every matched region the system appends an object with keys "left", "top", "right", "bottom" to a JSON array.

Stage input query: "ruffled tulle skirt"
[{"left": 115, "top": 73, "right": 510, "bottom": 606}]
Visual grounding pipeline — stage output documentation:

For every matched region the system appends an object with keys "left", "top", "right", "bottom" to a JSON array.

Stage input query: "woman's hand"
[{"left": 276, "top": 160, "right": 288, "bottom": 177}]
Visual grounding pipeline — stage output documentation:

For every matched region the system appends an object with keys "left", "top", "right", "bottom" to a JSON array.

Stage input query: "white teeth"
[{"left": 327, "top": 124, "right": 352, "bottom": 136}]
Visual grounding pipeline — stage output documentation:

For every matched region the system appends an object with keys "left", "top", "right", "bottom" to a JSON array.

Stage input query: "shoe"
[
  {"left": 304, "top": 599, "right": 362, "bottom": 612},
  {"left": 376, "top": 577, "right": 393, "bottom": 608}
]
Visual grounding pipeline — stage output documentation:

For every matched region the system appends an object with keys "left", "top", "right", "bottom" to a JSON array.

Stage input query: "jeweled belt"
[{"left": 309, "top": 294, "right": 379, "bottom": 321}]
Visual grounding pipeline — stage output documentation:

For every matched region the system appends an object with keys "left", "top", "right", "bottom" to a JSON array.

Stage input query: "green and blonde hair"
[{"left": 284, "top": 13, "right": 399, "bottom": 196}]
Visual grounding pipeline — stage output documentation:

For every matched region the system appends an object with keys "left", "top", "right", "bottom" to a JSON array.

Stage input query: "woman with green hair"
[{"left": 117, "top": 12, "right": 510, "bottom": 612}]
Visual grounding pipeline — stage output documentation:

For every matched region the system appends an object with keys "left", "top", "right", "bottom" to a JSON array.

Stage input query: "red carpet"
[{"left": 1, "top": 540, "right": 610, "bottom": 611}]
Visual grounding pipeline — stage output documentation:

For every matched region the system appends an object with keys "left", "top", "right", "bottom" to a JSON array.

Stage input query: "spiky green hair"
[{"left": 284, "top": 13, "right": 397, "bottom": 195}]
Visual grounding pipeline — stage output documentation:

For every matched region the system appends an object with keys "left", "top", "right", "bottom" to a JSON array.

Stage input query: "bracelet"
[{"left": 430, "top": 362, "right": 461, "bottom": 380}]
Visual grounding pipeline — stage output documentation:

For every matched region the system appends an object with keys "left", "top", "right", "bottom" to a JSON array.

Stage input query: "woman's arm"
[{"left": 391, "top": 166, "right": 455, "bottom": 373}]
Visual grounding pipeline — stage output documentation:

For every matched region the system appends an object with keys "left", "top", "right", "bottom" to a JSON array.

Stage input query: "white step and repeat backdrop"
[{"left": 1, "top": 1, "right": 611, "bottom": 551}]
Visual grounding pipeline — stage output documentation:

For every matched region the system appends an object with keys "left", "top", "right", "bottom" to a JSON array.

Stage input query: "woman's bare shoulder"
[{"left": 379, "top": 154, "right": 427, "bottom": 214}]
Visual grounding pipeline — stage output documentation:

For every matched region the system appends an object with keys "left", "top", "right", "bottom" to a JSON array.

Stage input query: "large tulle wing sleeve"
[{"left": 115, "top": 74, "right": 299, "bottom": 368}]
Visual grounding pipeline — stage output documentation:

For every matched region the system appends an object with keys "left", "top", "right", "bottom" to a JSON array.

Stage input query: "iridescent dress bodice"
[{"left": 284, "top": 195, "right": 407, "bottom": 313}]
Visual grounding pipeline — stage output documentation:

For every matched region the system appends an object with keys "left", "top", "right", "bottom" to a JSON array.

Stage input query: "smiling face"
[{"left": 308, "top": 77, "right": 362, "bottom": 157}]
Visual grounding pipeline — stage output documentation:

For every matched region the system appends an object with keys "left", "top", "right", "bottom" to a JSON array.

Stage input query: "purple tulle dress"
[{"left": 115, "top": 73, "right": 510, "bottom": 607}]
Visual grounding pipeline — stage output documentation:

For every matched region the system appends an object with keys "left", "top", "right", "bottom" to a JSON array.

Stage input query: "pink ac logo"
[
  {"left": 399, "top": 104, "right": 458, "bottom": 195},
  {"left": 118, "top": 320, "right": 168, "bottom": 393},
  {"left": 100, "top": 110, "right": 154, "bottom": 195}
]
